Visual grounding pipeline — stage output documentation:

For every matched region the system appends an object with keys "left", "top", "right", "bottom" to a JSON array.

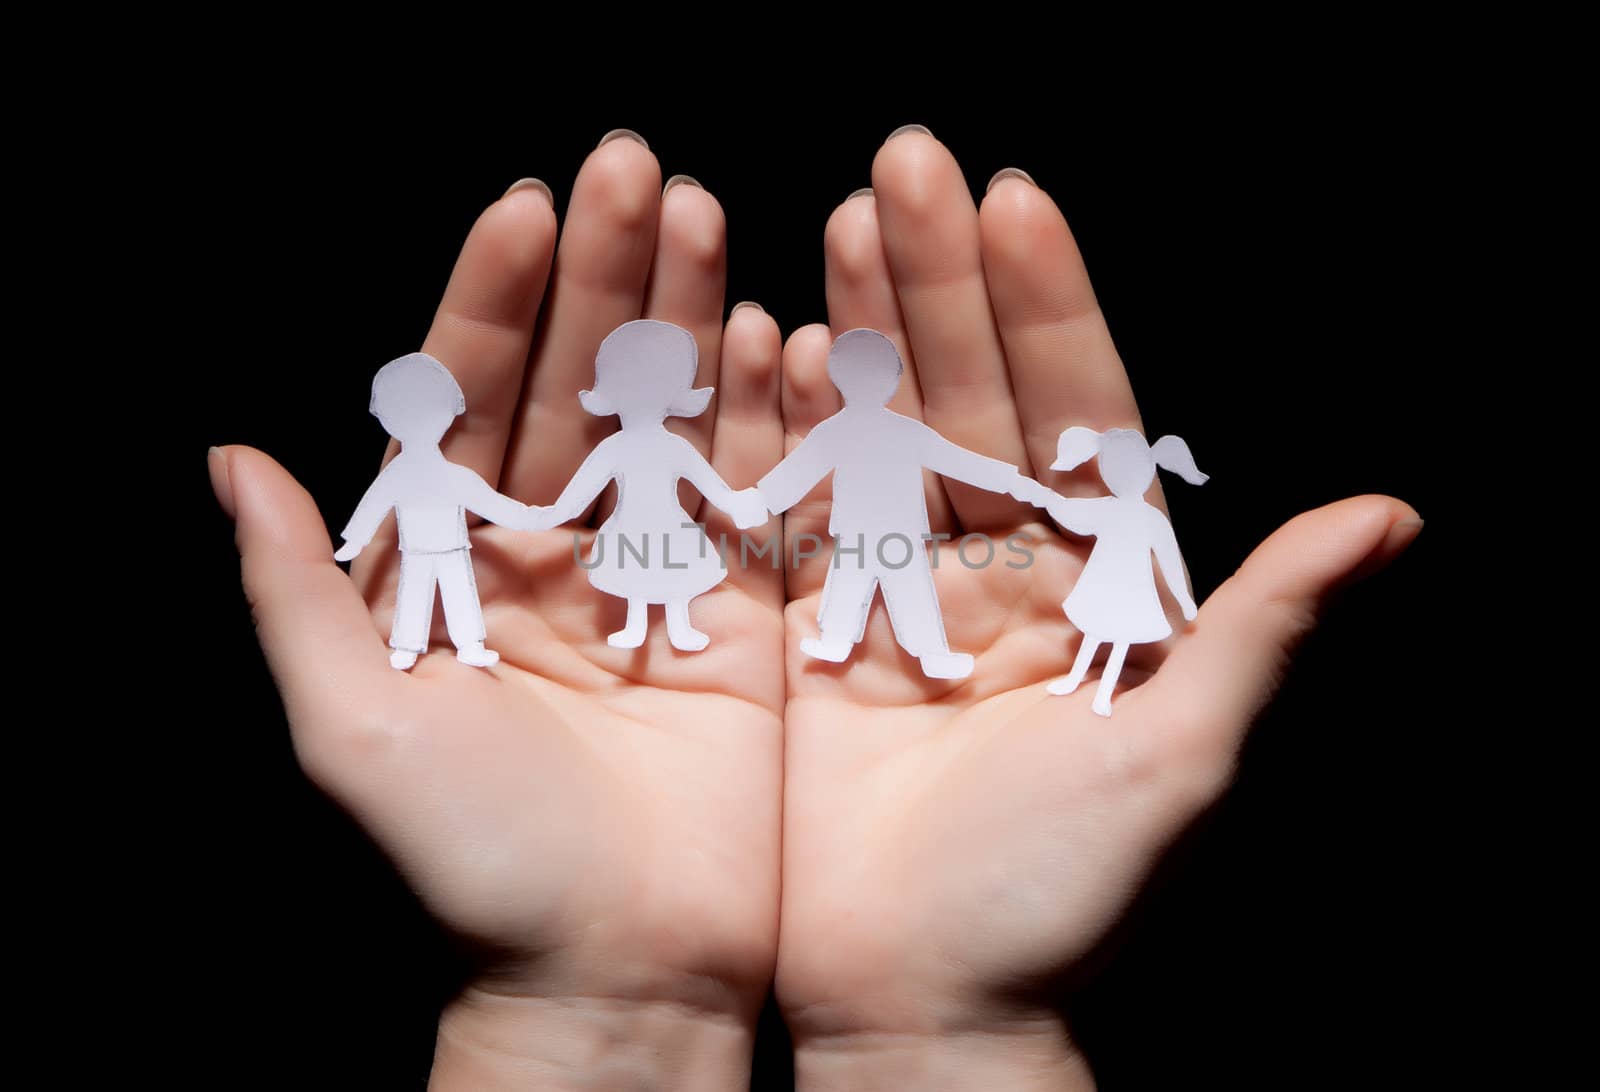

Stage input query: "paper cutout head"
[
  {"left": 828, "top": 328, "right": 903, "bottom": 407},
  {"left": 369, "top": 352, "right": 466, "bottom": 445},
  {"left": 579, "top": 319, "right": 712, "bottom": 422},
  {"left": 1050, "top": 427, "right": 1208, "bottom": 497}
]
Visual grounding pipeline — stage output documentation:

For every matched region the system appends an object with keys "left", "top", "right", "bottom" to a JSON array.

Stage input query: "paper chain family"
[{"left": 335, "top": 321, "right": 1206, "bottom": 716}]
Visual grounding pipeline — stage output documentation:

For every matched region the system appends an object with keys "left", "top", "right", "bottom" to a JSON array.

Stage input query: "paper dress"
[
  {"left": 536, "top": 320, "right": 766, "bottom": 651},
  {"left": 1041, "top": 427, "right": 1206, "bottom": 714}
]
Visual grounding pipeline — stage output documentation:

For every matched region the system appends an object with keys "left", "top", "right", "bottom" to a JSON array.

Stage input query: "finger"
[
  {"left": 644, "top": 176, "right": 728, "bottom": 460},
  {"left": 871, "top": 127, "right": 1031, "bottom": 528},
  {"left": 979, "top": 171, "right": 1153, "bottom": 504},
  {"left": 1151, "top": 496, "right": 1423, "bottom": 764},
  {"left": 706, "top": 302, "right": 784, "bottom": 602},
  {"left": 778, "top": 323, "right": 841, "bottom": 600},
  {"left": 502, "top": 131, "right": 662, "bottom": 505},
  {"left": 412, "top": 181, "right": 557, "bottom": 487},
  {"left": 823, "top": 190, "right": 955, "bottom": 535},
  {"left": 209, "top": 446, "right": 392, "bottom": 736}
]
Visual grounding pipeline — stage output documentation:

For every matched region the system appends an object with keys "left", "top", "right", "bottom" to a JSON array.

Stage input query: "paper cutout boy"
[
  {"left": 528, "top": 320, "right": 767, "bottom": 651},
  {"left": 1036, "top": 426, "right": 1206, "bottom": 715},
  {"left": 334, "top": 353, "right": 532, "bottom": 671},
  {"left": 758, "top": 329, "right": 1041, "bottom": 679}
]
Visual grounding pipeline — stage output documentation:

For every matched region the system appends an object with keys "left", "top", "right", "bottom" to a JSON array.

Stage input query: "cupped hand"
[
  {"left": 209, "top": 138, "right": 785, "bottom": 1090},
  {"left": 772, "top": 129, "right": 1420, "bottom": 1089}
]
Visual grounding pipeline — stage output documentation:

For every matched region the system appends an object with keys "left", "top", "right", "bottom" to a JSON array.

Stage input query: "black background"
[{"left": 151, "top": 88, "right": 1470, "bottom": 1088}]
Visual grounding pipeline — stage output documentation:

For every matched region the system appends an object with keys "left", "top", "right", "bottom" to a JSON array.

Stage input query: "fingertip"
[
  {"left": 579, "top": 135, "right": 663, "bottom": 233},
  {"left": 979, "top": 171, "right": 1069, "bottom": 267},
  {"left": 207, "top": 445, "right": 235, "bottom": 520},
  {"left": 781, "top": 324, "right": 840, "bottom": 433},
  {"left": 871, "top": 129, "right": 958, "bottom": 221},
  {"left": 226, "top": 445, "right": 337, "bottom": 564},
  {"left": 658, "top": 180, "right": 727, "bottom": 273},
  {"left": 725, "top": 303, "right": 781, "bottom": 371},
  {"left": 823, "top": 194, "right": 886, "bottom": 286}
]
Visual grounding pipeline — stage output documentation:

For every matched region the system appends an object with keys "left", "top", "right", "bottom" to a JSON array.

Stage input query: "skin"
[
  {"left": 209, "top": 136, "right": 786, "bottom": 1090},
  {"left": 209, "top": 128, "right": 1420, "bottom": 1089},
  {"left": 771, "top": 130, "right": 1420, "bottom": 1090}
]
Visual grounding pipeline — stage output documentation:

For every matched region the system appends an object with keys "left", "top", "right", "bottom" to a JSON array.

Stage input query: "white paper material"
[
  {"left": 528, "top": 320, "right": 766, "bottom": 651},
  {"left": 758, "top": 329, "right": 1039, "bottom": 679},
  {"left": 335, "top": 353, "right": 533, "bottom": 670},
  {"left": 1038, "top": 427, "right": 1207, "bottom": 715}
]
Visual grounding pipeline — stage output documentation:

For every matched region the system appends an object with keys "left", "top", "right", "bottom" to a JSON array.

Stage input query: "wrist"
[
  {"left": 430, "top": 986, "right": 757, "bottom": 1091},
  {"left": 792, "top": 1021, "right": 1094, "bottom": 1092}
]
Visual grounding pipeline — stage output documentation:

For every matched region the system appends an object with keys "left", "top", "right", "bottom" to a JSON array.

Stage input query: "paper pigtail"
[
  {"left": 1049, "top": 426, "right": 1103, "bottom": 471},
  {"left": 1150, "top": 435, "right": 1208, "bottom": 485}
]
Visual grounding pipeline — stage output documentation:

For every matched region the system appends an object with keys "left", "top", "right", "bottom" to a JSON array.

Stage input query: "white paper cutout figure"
[
  {"left": 758, "top": 329, "right": 1042, "bottom": 679},
  {"left": 529, "top": 320, "right": 766, "bottom": 651},
  {"left": 334, "top": 353, "right": 533, "bottom": 671},
  {"left": 1038, "top": 427, "right": 1207, "bottom": 715}
]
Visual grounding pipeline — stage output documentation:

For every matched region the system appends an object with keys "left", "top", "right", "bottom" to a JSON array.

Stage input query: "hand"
[
  {"left": 1009, "top": 474, "right": 1054, "bottom": 508},
  {"left": 208, "top": 138, "right": 786, "bottom": 1090},
  {"left": 332, "top": 540, "right": 361, "bottom": 563},
  {"left": 772, "top": 129, "right": 1421, "bottom": 1089}
]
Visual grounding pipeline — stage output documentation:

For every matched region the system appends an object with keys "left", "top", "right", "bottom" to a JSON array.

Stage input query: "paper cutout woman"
[
  {"left": 758, "top": 329, "right": 1042, "bottom": 679},
  {"left": 533, "top": 320, "right": 767, "bottom": 651},
  {"left": 1039, "top": 427, "right": 1207, "bottom": 715},
  {"left": 335, "top": 353, "right": 533, "bottom": 671}
]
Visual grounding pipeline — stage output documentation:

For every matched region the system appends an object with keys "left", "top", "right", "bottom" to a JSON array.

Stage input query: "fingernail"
[
  {"left": 663, "top": 173, "right": 702, "bottom": 196},
  {"left": 207, "top": 446, "right": 235, "bottom": 520},
  {"left": 885, "top": 123, "right": 932, "bottom": 143},
  {"left": 846, "top": 187, "right": 874, "bottom": 201},
  {"left": 731, "top": 301, "right": 764, "bottom": 316},
  {"left": 597, "top": 128, "right": 649, "bottom": 151},
  {"left": 986, "top": 167, "right": 1036, "bottom": 194},
  {"left": 502, "top": 177, "right": 553, "bottom": 203}
]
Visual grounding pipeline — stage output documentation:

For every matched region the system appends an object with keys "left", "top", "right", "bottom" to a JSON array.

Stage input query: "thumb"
[
  {"left": 209, "top": 445, "right": 390, "bottom": 724},
  {"left": 1154, "top": 494, "right": 1422, "bottom": 748}
]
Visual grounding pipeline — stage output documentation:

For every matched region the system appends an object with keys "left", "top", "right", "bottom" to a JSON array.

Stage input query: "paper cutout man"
[
  {"left": 530, "top": 320, "right": 766, "bottom": 651},
  {"left": 1036, "top": 427, "right": 1207, "bottom": 715},
  {"left": 334, "top": 353, "right": 533, "bottom": 671},
  {"left": 758, "top": 329, "right": 1040, "bottom": 679}
]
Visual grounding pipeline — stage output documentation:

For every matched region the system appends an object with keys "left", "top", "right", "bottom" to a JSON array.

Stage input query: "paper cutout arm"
[
  {"left": 917, "top": 423, "right": 1034, "bottom": 499},
  {"left": 1149, "top": 508, "right": 1199, "bottom": 621},
  {"left": 454, "top": 465, "right": 534, "bottom": 529},
  {"left": 757, "top": 422, "right": 836, "bottom": 514},
  {"left": 671, "top": 435, "right": 767, "bottom": 529},
  {"left": 1044, "top": 495, "right": 1102, "bottom": 537},
  {"left": 335, "top": 465, "right": 397, "bottom": 560},
  {"left": 544, "top": 436, "right": 620, "bottom": 524}
]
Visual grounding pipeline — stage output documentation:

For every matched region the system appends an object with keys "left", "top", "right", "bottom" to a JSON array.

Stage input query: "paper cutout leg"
[
  {"left": 805, "top": 545, "right": 973, "bottom": 680},
  {"left": 609, "top": 598, "right": 649, "bottom": 649},
  {"left": 436, "top": 549, "right": 496, "bottom": 667},
  {"left": 389, "top": 553, "right": 438, "bottom": 668},
  {"left": 803, "top": 561, "right": 878, "bottom": 663},
  {"left": 1048, "top": 636, "right": 1102, "bottom": 697},
  {"left": 665, "top": 598, "right": 710, "bottom": 652},
  {"left": 1092, "top": 641, "right": 1129, "bottom": 718},
  {"left": 388, "top": 550, "right": 496, "bottom": 670},
  {"left": 879, "top": 550, "right": 972, "bottom": 680}
]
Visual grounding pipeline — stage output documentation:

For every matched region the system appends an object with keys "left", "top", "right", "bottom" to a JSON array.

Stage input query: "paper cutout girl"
[
  {"left": 532, "top": 320, "right": 767, "bottom": 651},
  {"left": 335, "top": 353, "right": 533, "bottom": 671},
  {"left": 1040, "top": 427, "right": 1207, "bottom": 715}
]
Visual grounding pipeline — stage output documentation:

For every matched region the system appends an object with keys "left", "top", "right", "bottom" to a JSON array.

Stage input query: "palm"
[
  {"left": 220, "top": 135, "right": 786, "bottom": 1014},
  {"left": 772, "top": 130, "right": 1417, "bottom": 1050}
]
